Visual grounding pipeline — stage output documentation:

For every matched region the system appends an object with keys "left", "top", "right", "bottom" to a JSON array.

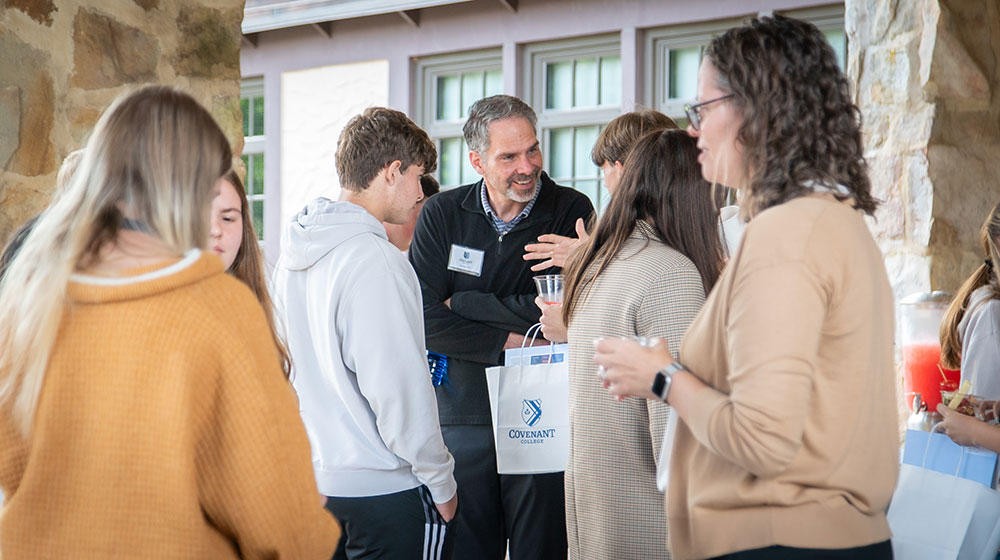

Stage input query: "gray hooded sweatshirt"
[{"left": 270, "top": 198, "right": 456, "bottom": 503}]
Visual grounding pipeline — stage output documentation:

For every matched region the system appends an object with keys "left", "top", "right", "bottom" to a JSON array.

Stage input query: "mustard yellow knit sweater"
[{"left": 0, "top": 251, "right": 339, "bottom": 558}]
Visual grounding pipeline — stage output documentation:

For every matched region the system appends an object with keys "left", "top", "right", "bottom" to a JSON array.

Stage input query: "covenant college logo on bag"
[
  {"left": 510, "top": 397, "right": 555, "bottom": 445},
  {"left": 521, "top": 399, "right": 542, "bottom": 426},
  {"left": 509, "top": 398, "right": 555, "bottom": 445}
]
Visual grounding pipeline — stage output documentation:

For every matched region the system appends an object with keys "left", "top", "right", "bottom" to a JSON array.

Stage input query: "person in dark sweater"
[{"left": 409, "top": 95, "right": 594, "bottom": 560}]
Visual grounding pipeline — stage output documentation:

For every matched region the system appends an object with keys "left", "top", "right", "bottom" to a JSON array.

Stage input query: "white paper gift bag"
[
  {"left": 485, "top": 326, "right": 570, "bottom": 475},
  {"left": 888, "top": 433, "right": 1000, "bottom": 560}
]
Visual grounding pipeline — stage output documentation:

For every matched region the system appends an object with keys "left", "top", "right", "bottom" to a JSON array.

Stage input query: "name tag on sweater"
[{"left": 448, "top": 244, "right": 484, "bottom": 276}]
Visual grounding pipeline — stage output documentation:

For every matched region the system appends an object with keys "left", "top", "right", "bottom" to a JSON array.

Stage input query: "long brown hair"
[
  {"left": 706, "top": 15, "right": 877, "bottom": 218},
  {"left": 940, "top": 201, "right": 1000, "bottom": 369},
  {"left": 563, "top": 129, "right": 724, "bottom": 324},
  {"left": 223, "top": 169, "right": 292, "bottom": 379}
]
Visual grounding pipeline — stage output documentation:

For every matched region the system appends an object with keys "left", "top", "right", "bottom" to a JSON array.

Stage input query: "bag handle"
[
  {"left": 518, "top": 323, "right": 558, "bottom": 363},
  {"left": 522, "top": 323, "right": 543, "bottom": 350},
  {"left": 922, "top": 422, "right": 968, "bottom": 476}
]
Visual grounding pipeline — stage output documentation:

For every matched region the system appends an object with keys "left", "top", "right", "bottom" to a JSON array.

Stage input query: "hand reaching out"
[{"left": 523, "top": 218, "right": 589, "bottom": 271}]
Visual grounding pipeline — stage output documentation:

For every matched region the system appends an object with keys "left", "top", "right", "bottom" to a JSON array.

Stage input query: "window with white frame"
[
  {"left": 240, "top": 77, "right": 266, "bottom": 243},
  {"left": 782, "top": 5, "right": 847, "bottom": 70},
  {"left": 647, "top": 6, "right": 846, "bottom": 128},
  {"left": 416, "top": 50, "right": 503, "bottom": 189},
  {"left": 526, "top": 35, "right": 621, "bottom": 212},
  {"left": 646, "top": 18, "right": 742, "bottom": 129}
]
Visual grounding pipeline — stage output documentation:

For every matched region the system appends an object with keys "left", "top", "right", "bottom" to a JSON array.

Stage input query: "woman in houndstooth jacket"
[{"left": 556, "top": 129, "right": 723, "bottom": 559}]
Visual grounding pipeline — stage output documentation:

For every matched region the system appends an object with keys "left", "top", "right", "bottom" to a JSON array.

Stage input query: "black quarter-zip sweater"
[{"left": 409, "top": 173, "right": 595, "bottom": 425}]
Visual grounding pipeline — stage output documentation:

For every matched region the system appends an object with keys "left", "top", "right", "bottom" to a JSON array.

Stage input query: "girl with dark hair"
[
  {"left": 211, "top": 168, "right": 292, "bottom": 379},
  {"left": 561, "top": 129, "right": 723, "bottom": 559},
  {"left": 594, "top": 15, "right": 897, "bottom": 560}
]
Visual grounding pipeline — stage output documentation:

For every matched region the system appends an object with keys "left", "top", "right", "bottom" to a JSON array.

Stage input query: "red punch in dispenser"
[{"left": 899, "top": 291, "right": 961, "bottom": 411}]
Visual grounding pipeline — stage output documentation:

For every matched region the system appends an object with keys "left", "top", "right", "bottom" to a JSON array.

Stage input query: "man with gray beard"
[{"left": 409, "top": 95, "right": 593, "bottom": 560}]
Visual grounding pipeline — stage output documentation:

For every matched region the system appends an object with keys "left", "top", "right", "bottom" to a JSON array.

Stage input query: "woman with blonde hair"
[
  {"left": 211, "top": 168, "right": 292, "bottom": 378},
  {"left": 939, "top": 201, "right": 1000, "bottom": 399},
  {"left": 0, "top": 86, "right": 338, "bottom": 558}
]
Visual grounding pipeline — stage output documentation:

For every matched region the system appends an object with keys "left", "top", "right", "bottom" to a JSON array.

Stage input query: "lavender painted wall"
[
  {"left": 243, "top": 0, "right": 837, "bottom": 110},
  {"left": 241, "top": 0, "right": 840, "bottom": 260}
]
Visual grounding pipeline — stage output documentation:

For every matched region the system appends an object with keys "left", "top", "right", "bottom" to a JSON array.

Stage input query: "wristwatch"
[{"left": 652, "top": 362, "right": 686, "bottom": 403}]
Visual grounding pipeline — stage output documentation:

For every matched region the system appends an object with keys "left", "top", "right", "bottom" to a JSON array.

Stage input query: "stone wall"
[
  {"left": 848, "top": 0, "right": 1000, "bottom": 432},
  {"left": 0, "top": 0, "right": 244, "bottom": 244},
  {"left": 848, "top": 0, "right": 1000, "bottom": 300}
]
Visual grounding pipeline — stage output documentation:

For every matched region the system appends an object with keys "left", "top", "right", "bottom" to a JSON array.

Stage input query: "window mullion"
[
  {"left": 597, "top": 56, "right": 603, "bottom": 105},
  {"left": 570, "top": 59, "right": 577, "bottom": 109}
]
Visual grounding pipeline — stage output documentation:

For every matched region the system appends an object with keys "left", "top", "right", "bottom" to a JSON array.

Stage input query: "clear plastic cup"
[
  {"left": 534, "top": 274, "right": 563, "bottom": 305},
  {"left": 634, "top": 336, "right": 662, "bottom": 348}
]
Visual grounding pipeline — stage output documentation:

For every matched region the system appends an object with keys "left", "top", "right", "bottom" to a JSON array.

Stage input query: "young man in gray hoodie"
[{"left": 271, "top": 107, "right": 457, "bottom": 560}]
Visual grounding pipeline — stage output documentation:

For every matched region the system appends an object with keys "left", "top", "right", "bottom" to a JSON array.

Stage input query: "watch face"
[{"left": 652, "top": 372, "right": 666, "bottom": 398}]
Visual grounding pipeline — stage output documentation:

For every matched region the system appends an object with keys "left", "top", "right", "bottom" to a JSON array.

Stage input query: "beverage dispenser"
[{"left": 899, "top": 291, "right": 961, "bottom": 411}]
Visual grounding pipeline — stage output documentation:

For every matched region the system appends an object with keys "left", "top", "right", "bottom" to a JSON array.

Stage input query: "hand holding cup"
[{"left": 593, "top": 336, "right": 673, "bottom": 401}]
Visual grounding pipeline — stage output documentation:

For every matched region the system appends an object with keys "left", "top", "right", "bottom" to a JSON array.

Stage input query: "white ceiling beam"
[
  {"left": 311, "top": 21, "right": 333, "bottom": 37},
  {"left": 243, "top": 0, "right": 474, "bottom": 34},
  {"left": 498, "top": 0, "right": 517, "bottom": 13},
  {"left": 398, "top": 9, "right": 419, "bottom": 27},
  {"left": 241, "top": 33, "right": 260, "bottom": 48}
]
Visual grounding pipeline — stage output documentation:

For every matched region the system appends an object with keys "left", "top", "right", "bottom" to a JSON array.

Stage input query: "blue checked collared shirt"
[{"left": 480, "top": 180, "right": 541, "bottom": 236}]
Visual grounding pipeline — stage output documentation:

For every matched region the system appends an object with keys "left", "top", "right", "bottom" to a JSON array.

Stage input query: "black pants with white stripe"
[
  {"left": 326, "top": 486, "right": 451, "bottom": 560},
  {"left": 441, "top": 425, "right": 567, "bottom": 560}
]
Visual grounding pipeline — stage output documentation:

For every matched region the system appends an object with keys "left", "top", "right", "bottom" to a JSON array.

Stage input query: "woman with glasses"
[{"left": 594, "top": 15, "right": 897, "bottom": 560}]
